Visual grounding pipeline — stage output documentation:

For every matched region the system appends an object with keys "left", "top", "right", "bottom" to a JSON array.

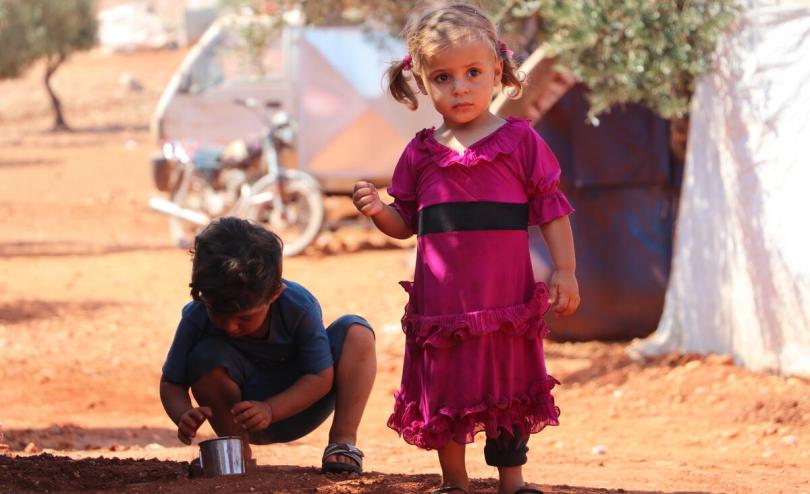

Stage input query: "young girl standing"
[{"left": 353, "top": 4, "right": 580, "bottom": 494}]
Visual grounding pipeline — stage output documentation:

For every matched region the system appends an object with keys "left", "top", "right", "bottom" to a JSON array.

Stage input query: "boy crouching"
[{"left": 159, "top": 217, "right": 376, "bottom": 474}]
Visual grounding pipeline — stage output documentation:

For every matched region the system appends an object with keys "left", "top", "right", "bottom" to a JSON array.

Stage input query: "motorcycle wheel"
[
  {"left": 249, "top": 169, "right": 324, "bottom": 257},
  {"left": 168, "top": 172, "right": 216, "bottom": 249}
]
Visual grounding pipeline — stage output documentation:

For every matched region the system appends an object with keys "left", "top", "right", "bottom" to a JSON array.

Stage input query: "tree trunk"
[
  {"left": 44, "top": 53, "right": 70, "bottom": 132},
  {"left": 668, "top": 115, "right": 689, "bottom": 164}
]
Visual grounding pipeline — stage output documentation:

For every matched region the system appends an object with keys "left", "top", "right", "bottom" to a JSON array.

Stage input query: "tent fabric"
[
  {"left": 98, "top": 4, "right": 171, "bottom": 52},
  {"left": 631, "top": 1, "right": 810, "bottom": 376},
  {"left": 294, "top": 28, "right": 436, "bottom": 186}
]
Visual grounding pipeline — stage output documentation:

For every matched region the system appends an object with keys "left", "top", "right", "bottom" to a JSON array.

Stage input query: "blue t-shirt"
[{"left": 161, "top": 280, "right": 332, "bottom": 387}]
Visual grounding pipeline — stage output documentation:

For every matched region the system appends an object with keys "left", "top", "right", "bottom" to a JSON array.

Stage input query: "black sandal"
[
  {"left": 514, "top": 487, "right": 544, "bottom": 494},
  {"left": 321, "top": 443, "right": 364, "bottom": 474}
]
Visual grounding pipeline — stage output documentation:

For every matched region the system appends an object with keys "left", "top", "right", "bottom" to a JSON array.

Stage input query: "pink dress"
[{"left": 386, "top": 117, "right": 573, "bottom": 450}]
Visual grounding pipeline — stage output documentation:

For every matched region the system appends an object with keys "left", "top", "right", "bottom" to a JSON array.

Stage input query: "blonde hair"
[{"left": 386, "top": 2, "right": 522, "bottom": 110}]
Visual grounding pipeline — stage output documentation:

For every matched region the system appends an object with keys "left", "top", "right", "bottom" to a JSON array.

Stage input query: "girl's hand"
[
  {"left": 548, "top": 269, "right": 580, "bottom": 317},
  {"left": 177, "top": 406, "right": 213, "bottom": 445},
  {"left": 231, "top": 401, "right": 273, "bottom": 432},
  {"left": 352, "top": 181, "right": 384, "bottom": 217}
]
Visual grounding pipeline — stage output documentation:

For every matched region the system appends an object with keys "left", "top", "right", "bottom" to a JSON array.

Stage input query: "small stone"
[
  {"left": 145, "top": 443, "right": 164, "bottom": 450},
  {"left": 723, "top": 430, "right": 741, "bottom": 439},
  {"left": 781, "top": 435, "right": 798, "bottom": 446},
  {"left": 119, "top": 73, "right": 144, "bottom": 92},
  {"left": 763, "top": 425, "right": 779, "bottom": 436},
  {"left": 591, "top": 445, "right": 607, "bottom": 455},
  {"left": 707, "top": 354, "right": 733, "bottom": 365},
  {"left": 382, "top": 323, "right": 401, "bottom": 334},
  {"left": 762, "top": 450, "right": 774, "bottom": 458},
  {"left": 684, "top": 360, "right": 702, "bottom": 371},
  {"left": 23, "top": 442, "right": 39, "bottom": 453}
]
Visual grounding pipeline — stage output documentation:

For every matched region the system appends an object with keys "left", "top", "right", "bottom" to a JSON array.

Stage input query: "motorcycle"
[{"left": 148, "top": 98, "right": 324, "bottom": 256}]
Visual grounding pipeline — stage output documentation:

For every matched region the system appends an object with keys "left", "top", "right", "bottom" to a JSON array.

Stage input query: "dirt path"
[{"left": 0, "top": 49, "right": 808, "bottom": 494}]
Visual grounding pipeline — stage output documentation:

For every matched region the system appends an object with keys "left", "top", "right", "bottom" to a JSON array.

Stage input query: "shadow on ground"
[
  {"left": 0, "top": 454, "right": 715, "bottom": 494},
  {"left": 3, "top": 425, "right": 183, "bottom": 452},
  {"left": 0, "top": 299, "right": 123, "bottom": 325},
  {"left": 0, "top": 158, "right": 57, "bottom": 168},
  {"left": 0, "top": 241, "right": 176, "bottom": 258}
]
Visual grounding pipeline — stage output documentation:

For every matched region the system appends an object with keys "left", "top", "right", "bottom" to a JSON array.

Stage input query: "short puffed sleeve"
[
  {"left": 386, "top": 142, "right": 419, "bottom": 232},
  {"left": 523, "top": 128, "right": 574, "bottom": 225}
]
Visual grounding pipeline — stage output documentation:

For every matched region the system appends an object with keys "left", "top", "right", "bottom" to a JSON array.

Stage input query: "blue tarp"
[{"left": 533, "top": 84, "right": 682, "bottom": 341}]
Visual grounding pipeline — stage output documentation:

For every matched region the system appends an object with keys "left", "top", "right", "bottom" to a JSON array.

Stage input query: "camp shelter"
[
  {"left": 631, "top": 0, "right": 810, "bottom": 376},
  {"left": 151, "top": 15, "right": 435, "bottom": 194}
]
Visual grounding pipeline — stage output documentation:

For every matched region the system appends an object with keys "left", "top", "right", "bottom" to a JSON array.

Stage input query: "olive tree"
[
  {"left": 0, "top": 0, "right": 36, "bottom": 78},
  {"left": 0, "top": 0, "right": 97, "bottom": 130},
  {"left": 507, "top": 0, "right": 739, "bottom": 122}
]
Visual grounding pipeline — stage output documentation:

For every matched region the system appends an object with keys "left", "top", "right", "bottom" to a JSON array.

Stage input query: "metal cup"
[{"left": 198, "top": 436, "right": 246, "bottom": 477}]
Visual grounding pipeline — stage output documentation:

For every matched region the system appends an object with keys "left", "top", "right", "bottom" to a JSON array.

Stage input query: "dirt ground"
[{"left": 1, "top": 48, "right": 809, "bottom": 494}]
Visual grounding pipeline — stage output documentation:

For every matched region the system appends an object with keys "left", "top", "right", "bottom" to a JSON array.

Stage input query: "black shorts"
[{"left": 186, "top": 314, "right": 372, "bottom": 444}]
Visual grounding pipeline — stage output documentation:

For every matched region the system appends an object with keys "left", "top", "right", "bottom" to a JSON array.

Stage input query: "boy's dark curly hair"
[{"left": 189, "top": 217, "right": 283, "bottom": 314}]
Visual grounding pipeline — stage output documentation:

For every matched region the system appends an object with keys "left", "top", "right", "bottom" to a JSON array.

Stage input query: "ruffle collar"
[{"left": 416, "top": 116, "right": 530, "bottom": 168}]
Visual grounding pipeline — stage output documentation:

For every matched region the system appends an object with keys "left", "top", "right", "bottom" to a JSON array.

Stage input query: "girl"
[{"left": 352, "top": 4, "right": 580, "bottom": 494}]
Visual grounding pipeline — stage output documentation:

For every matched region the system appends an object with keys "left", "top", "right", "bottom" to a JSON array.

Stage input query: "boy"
[{"left": 159, "top": 217, "right": 376, "bottom": 474}]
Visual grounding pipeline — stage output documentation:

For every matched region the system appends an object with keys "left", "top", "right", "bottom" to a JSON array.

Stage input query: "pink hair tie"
[
  {"left": 402, "top": 54, "right": 413, "bottom": 71},
  {"left": 497, "top": 40, "right": 514, "bottom": 59}
]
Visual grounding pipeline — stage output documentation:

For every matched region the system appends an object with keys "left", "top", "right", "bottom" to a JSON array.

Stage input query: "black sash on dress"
[{"left": 418, "top": 201, "right": 529, "bottom": 236}]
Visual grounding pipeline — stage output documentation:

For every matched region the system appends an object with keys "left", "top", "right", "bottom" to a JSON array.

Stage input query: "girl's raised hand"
[
  {"left": 352, "top": 181, "right": 384, "bottom": 217},
  {"left": 177, "top": 406, "right": 213, "bottom": 445},
  {"left": 548, "top": 269, "right": 580, "bottom": 317}
]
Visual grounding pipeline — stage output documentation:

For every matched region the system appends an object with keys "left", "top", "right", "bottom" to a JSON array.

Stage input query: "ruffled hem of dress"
[
  {"left": 529, "top": 189, "right": 575, "bottom": 225},
  {"left": 399, "top": 281, "right": 550, "bottom": 348},
  {"left": 387, "top": 376, "right": 561, "bottom": 450},
  {"left": 416, "top": 116, "right": 531, "bottom": 168}
]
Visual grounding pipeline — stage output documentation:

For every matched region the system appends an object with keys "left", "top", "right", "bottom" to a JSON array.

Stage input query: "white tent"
[
  {"left": 98, "top": 3, "right": 171, "bottom": 52},
  {"left": 630, "top": 0, "right": 810, "bottom": 376}
]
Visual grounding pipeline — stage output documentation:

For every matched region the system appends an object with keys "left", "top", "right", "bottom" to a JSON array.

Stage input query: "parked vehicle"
[
  {"left": 148, "top": 15, "right": 435, "bottom": 253},
  {"left": 149, "top": 97, "right": 323, "bottom": 256}
]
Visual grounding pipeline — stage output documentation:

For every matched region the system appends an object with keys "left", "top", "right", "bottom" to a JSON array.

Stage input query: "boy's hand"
[
  {"left": 177, "top": 406, "right": 212, "bottom": 445},
  {"left": 231, "top": 401, "right": 273, "bottom": 432},
  {"left": 352, "top": 181, "right": 384, "bottom": 217},
  {"left": 548, "top": 269, "right": 580, "bottom": 317}
]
